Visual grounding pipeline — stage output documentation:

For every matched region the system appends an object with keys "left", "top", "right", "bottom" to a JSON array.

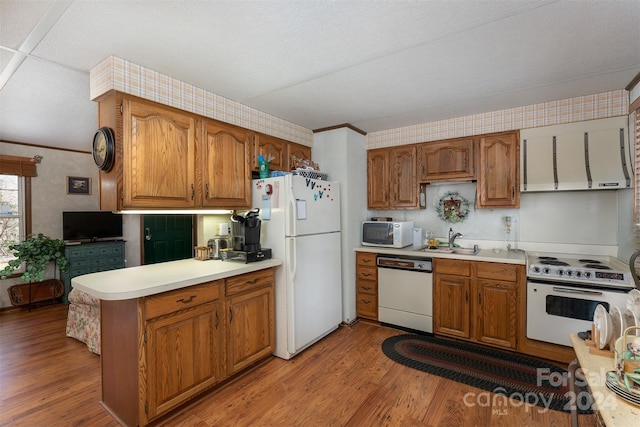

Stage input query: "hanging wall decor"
[{"left": 436, "top": 191, "right": 470, "bottom": 223}]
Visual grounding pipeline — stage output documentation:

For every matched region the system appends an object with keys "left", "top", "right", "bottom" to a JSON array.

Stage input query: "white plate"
[
  {"left": 611, "top": 306, "right": 625, "bottom": 343},
  {"left": 624, "top": 307, "right": 640, "bottom": 336},
  {"left": 628, "top": 289, "right": 640, "bottom": 316},
  {"left": 594, "top": 304, "right": 613, "bottom": 349}
]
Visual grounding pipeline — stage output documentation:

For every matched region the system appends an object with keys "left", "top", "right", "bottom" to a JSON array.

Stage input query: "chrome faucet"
[{"left": 448, "top": 228, "right": 462, "bottom": 249}]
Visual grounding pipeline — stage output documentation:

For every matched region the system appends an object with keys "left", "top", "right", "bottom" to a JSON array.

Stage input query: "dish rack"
[
  {"left": 293, "top": 169, "right": 328, "bottom": 181},
  {"left": 608, "top": 326, "right": 640, "bottom": 406}
]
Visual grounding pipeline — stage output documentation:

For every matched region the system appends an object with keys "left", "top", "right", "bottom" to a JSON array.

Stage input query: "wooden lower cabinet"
[
  {"left": 434, "top": 258, "right": 519, "bottom": 350},
  {"left": 225, "top": 271, "right": 275, "bottom": 375},
  {"left": 145, "top": 299, "right": 223, "bottom": 420},
  {"left": 355, "top": 252, "right": 378, "bottom": 320},
  {"left": 100, "top": 268, "right": 275, "bottom": 427},
  {"left": 433, "top": 273, "right": 470, "bottom": 338}
]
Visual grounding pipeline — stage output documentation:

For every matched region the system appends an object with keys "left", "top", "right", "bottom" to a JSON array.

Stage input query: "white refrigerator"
[{"left": 252, "top": 174, "right": 342, "bottom": 360}]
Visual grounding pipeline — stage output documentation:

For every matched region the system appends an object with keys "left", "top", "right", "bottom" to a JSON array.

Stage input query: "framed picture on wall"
[{"left": 67, "top": 176, "right": 91, "bottom": 195}]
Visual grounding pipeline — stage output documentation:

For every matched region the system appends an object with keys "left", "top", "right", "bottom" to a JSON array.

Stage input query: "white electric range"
[{"left": 525, "top": 252, "right": 635, "bottom": 347}]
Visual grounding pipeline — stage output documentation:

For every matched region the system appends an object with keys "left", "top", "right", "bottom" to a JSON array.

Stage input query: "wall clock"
[{"left": 92, "top": 127, "right": 115, "bottom": 172}]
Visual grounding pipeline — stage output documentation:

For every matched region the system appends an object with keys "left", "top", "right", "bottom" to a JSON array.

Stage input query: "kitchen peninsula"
[{"left": 72, "top": 258, "right": 281, "bottom": 427}]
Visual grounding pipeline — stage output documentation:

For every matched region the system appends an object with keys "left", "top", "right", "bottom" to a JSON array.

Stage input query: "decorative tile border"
[
  {"left": 89, "top": 56, "right": 314, "bottom": 146},
  {"left": 91, "top": 56, "right": 629, "bottom": 152},
  {"left": 366, "top": 90, "right": 629, "bottom": 149}
]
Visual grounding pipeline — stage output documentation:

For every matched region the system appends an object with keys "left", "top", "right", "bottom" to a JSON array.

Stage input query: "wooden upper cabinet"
[
  {"left": 99, "top": 93, "right": 253, "bottom": 211},
  {"left": 417, "top": 138, "right": 475, "bottom": 182},
  {"left": 123, "top": 96, "right": 196, "bottom": 209},
  {"left": 253, "top": 135, "right": 312, "bottom": 172},
  {"left": 254, "top": 133, "right": 287, "bottom": 171},
  {"left": 367, "top": 148, "right": 390, "bottom": 209},
  {"left": 477, "top": 131, "right": 519, "bottom": 208},
  {"left": 390, "top": 145, "right": 418, "bottom": 209},
  {"left": 367, "top": 146, "right": 420, "bottom": 210},
  {"left": 288, "top": 143, "right": 312, "bottom": 169},
  {"left": 202, "top": 120, "right": 252, "bottom": 208}
]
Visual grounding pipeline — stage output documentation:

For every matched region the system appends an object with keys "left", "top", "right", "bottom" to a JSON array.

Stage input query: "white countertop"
[
  {"left": 71, "top": 258, "right": 282, "bottom": 300},
  {"left": 355, "top": 245, "right": 526, "bottom": 265}
]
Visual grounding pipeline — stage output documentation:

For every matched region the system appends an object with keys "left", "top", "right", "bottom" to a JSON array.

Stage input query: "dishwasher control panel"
[{"left": 377, "top": 256, "right": 432, "bottom": 272}]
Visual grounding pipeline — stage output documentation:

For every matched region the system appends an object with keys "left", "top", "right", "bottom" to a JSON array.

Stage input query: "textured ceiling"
[{"left": 1, "top": 0, "right": 639, "bottom": 152}]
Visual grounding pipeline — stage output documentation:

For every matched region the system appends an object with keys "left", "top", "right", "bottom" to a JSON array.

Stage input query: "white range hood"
[{"left": 520, "top": 116, "right": 632, "bottom": 192}]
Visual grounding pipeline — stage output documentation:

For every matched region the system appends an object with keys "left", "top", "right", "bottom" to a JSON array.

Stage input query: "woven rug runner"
[{"left": 382, "top": 334, "right": 593, "bottom": 414}]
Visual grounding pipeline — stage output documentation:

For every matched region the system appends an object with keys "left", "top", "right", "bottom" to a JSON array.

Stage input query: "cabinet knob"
[
  {"left": 205, "top": 183, "right": 209, "bottom": 199},
  {"left": 191, "top": 184, "right": 195, "bottom": 200}
]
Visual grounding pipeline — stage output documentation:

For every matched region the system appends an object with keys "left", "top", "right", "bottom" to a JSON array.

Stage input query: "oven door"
[{"left": 526, "top": 280, "right": 629, "bottom": 347}]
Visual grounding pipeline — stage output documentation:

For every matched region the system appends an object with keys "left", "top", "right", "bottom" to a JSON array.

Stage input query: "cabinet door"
[
  {"left": 255, "top": 133, "right": 287, "bottom": 171},
  {"left": 227, "top": 286, "right": 274, "bottom": 375},
  {"left": 123, "top": 97, "right": 196, "bottom": 208},
  {"left": 477, "top": 132, "right": 520, "bottom": 208},
  {"left": 288, "top": 143, "right": 312, "bottom": 170},
  {"left": 201, "top": 120, "right": 252, "bottom": 208},
  {"left": 367, "top": 149, "right": 390, "bottom": 209},
  {"left": 433, "top": 274, "right": 470, "bottom": 338},
  {"left": 390, "top": 145, "right": 418, "bottom": 209},
  {"left": 418, "top": 138, "right": 475, "bottom": 182},
  {"left": 145, "top": 300, "right": 223, "bottom": 420},
  {"left": 474, "top": 279, "right": 517, "bottom": 349}
]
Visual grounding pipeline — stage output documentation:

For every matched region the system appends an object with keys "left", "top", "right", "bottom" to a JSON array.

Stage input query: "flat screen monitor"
[{"left": 62, "top": 211, "right": 123, "bottom": 242}]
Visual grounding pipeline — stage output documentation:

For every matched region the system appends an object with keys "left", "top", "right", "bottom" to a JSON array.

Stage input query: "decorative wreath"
[{"left": 436, "top": 191, "right": 470, "bottom": 223}]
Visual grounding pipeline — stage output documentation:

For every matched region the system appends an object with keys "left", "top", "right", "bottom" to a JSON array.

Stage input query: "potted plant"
[{"left": 1, "top": 233, "right": 69, "bottom": 305}]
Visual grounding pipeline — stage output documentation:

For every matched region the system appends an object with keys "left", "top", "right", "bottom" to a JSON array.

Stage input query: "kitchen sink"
[
  {"left": 415, "top": 246, "right": 478, "bottom": 255},
  {"left": 452, "top": 247, "right": 479, "bottom": 255},
  {"left": 415, "top": 246, "right": 453, "bottom": 253}
]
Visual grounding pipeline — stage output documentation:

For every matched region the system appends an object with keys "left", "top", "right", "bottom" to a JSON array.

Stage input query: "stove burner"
[
  {"left": 539, "top": 260, "right": 570, "bottom": 266},
  {"left": 538, "top": 256, "right": 558, "bottom": 261},
  {"left": 579, "top": 259, "right": 601, "bottom": 264},
  {"left": 584, "top": 264, "right": 611, "bottom": 270}
]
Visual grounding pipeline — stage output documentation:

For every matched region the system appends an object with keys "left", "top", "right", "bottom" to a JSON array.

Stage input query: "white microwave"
[{"left": 361, "top": 221, "right": 414, "bottom": 248}]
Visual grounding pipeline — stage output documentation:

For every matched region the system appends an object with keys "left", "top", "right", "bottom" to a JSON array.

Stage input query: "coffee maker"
[{"left": 223, "top": 209, "right": 272, "bottom": 263}]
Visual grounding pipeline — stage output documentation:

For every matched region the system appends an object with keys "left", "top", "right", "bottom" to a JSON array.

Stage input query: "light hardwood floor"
[{"left": 0, "top": 304, "right": 595, "bottom": 427}]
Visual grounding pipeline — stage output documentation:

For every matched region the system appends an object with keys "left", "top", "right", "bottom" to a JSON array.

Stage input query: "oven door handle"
[{"left": 552, "top": 286, "right": 603, "bottom": 296}]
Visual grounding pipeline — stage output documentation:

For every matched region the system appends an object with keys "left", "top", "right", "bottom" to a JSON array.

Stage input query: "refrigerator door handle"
[
  {"left": 286, "top": 236, "right": 297, "bottom": 355},
  {"left": 287, "top": 184, "right": 296, "bottom": 237},
  {"left": 288, "top": 237, "right": 297, "bottom": 280}
]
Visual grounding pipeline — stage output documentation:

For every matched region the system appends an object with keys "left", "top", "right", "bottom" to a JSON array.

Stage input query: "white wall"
[
  {"left": 369, "top": 184, "right": 634, "bottom": 257},
  {"left": 313, "top": 128, "right": 367, "bottom": 324}
]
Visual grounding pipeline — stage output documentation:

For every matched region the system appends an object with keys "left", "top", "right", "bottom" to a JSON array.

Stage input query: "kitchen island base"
[{"left": 99, "top": 268, "right": 275, "bottom": 427}]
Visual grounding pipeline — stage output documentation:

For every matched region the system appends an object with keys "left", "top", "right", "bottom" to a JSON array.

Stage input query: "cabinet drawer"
[
  {"left": 476, "top": 262, "right": 518, "bottom": 282},
  {"left": 356, "top": 252, "right": 377, "bottom": 267},
  {"left": 357, "top": 293, "right": 378, "bottom": 319},
  {"left": 145, "top": 281, "right": 221, "bottom": 320},
  {"left": 68, "top": 247, "right": 89, "bottom": 258},
  {"left": 356, "top": 280, "right": 377, "bottom": 295},
  {"left": 356, "top": 265, "right": 377, "bottom": 281},
  {"left": 69, "top": 258, "right": 89, "bottom": 268},
  {"left": 435, "top": 258, "right": 471, "bottom": 276},
  {"left": 226, "top": 270, "right": 273, "bottom": 297}
]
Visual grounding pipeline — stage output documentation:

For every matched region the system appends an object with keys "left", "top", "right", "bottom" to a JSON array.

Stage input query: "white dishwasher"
[{"left": 377, "top": 255, "right": 433, "bottom": 333}]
